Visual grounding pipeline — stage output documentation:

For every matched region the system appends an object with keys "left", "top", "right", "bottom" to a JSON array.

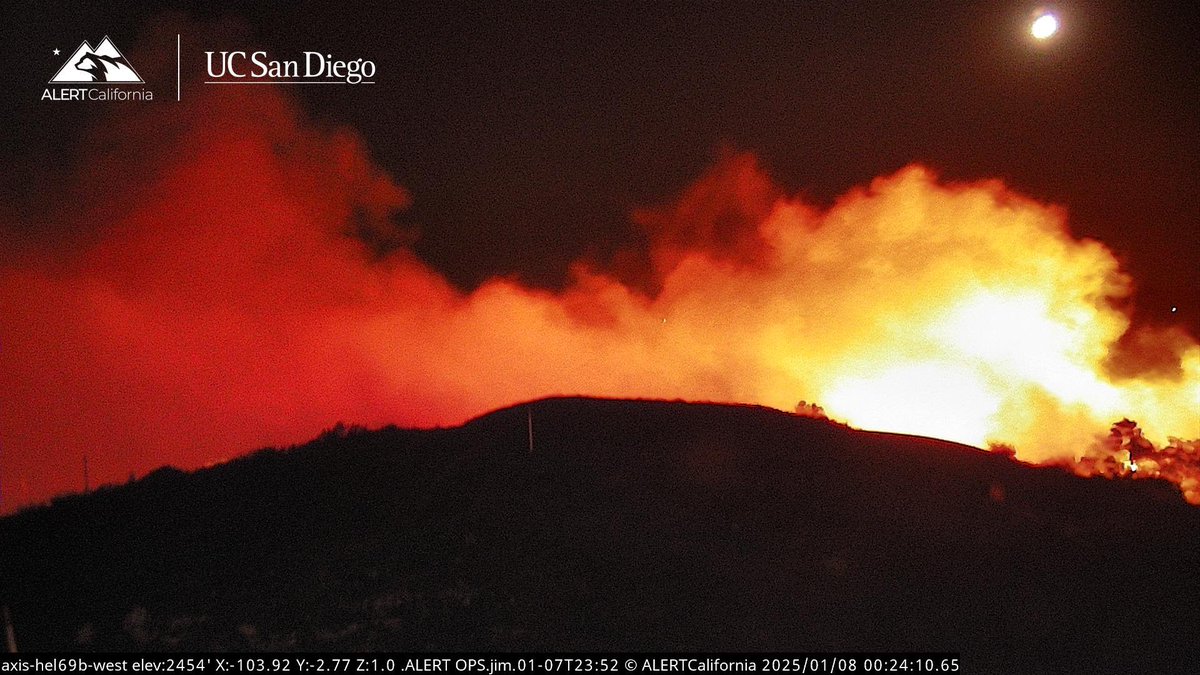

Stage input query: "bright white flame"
[
  {"left": 1031, "top": 13, "right": 1060, "bottom": 40},
  {"left": 929, "top": 291, "right": 1122, "bottom": 409},
  {"left": 823, "top": 362, "right": 1003, "bottom": 447}
]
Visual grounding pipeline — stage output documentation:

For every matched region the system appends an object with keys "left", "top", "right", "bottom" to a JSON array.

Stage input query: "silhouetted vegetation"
[{"left": 1, "top": 398, "right": 1197, "bottom": 671}]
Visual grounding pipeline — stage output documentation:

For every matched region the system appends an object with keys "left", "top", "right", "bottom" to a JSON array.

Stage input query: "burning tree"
[
  {"left": 794, "top": 400, "right": 828, "bottom": 420},
  {"left": 1074, "top": 418, "right": 1200, "bottom": 504}
]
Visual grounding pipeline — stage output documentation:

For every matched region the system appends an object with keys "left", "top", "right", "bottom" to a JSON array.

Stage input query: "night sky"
[
  {"left": 5, "top": 1, "right": 1197, "bottom": 331},
  {"left": 1, "top": 1, "right": 1198, "bottom": 511}
]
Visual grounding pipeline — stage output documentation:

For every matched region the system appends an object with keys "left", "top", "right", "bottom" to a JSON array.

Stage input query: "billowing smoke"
[{"left": 3, "top": 53, "right": 1197, "bottom": 512}]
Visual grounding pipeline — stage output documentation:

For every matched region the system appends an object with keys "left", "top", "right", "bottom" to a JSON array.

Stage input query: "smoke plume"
[{"left": 3, "top": 55, "right": 1197, "bottom": 512}]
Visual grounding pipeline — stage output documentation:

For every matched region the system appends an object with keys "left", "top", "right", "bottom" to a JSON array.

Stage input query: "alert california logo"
[{"left": 43, "top": 35, "right": 154, "bottom": 101}]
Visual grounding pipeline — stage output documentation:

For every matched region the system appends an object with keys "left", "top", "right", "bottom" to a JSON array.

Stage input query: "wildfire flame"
[
  {"left": 1, "top": 84, "right": 1197, "bottom": 509},
  {"left": 359, "top": 154, "right": 1200, "bottom": 502}
]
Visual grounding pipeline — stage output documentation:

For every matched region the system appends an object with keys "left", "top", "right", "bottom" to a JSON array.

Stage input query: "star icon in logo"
[{"left": 53, "top": 48, "right": 61, "bottom": 55}]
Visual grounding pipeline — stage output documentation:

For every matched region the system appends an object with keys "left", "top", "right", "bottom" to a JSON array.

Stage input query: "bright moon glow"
[{"left": 1031, "top": 13, "right": 1059, "bottom": 39}]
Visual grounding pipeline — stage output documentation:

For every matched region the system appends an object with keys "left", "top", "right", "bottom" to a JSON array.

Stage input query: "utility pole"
[
  {"left": 2, "top": 605, "right": 16, "bottom": 653},
  {"left": 527, "top": 408, "right": 534, "bottom": 454},
  {"left": 83, "top": 455, "right": 90, "bottom": 493}
]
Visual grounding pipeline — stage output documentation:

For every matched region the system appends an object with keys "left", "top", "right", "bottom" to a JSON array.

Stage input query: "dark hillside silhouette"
[{"left": 1, "top": 398, "right": 1197, "bottom": 671}]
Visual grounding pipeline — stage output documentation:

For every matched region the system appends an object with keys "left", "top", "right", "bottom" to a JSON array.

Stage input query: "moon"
[{"left": 1030, "top": 12, "right": 1060, "bottom": 40}]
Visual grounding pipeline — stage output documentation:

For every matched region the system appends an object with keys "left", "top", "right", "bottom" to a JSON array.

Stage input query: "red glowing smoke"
[{"left": 2, "top": 43, "right": 1197, "bottom": 512}]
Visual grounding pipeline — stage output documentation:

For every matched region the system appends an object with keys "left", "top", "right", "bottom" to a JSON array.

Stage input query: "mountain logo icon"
[{"left": 50, "top": 37, "right": 144, "bottom": 83}]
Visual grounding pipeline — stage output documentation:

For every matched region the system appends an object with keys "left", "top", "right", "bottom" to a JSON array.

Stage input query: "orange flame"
[
  {"left": 355, "top": 155, "right": 1199, "bottom": 500},
  {"left": 1, "top": 85, "right": 1196, "bottom": 510}
]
